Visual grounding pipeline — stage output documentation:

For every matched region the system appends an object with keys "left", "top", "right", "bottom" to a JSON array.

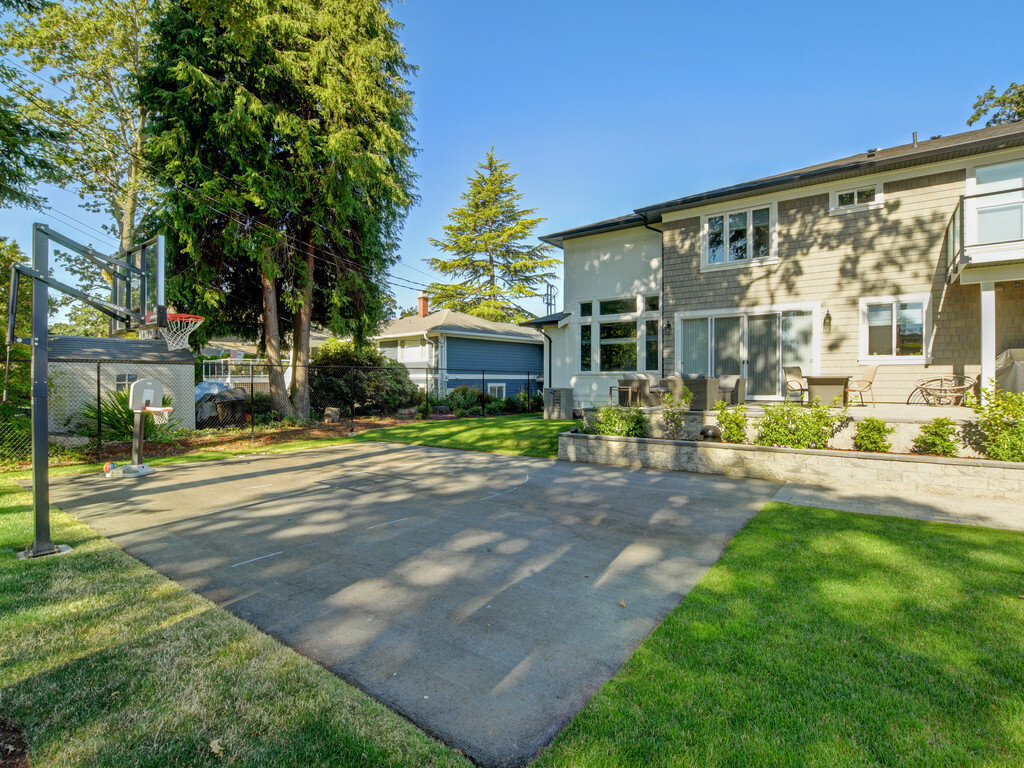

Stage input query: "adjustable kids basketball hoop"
[{"left": 105, "top": 378, "right": 171, "bottom": 478}]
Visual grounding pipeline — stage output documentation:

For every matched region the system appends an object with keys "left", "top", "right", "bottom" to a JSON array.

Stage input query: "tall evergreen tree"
[
  {"left": 426, "top": 148, "right": 559, "bottom": 323},
  {"left": 969, "top": 82, "right": 1024, "bottom": 126},
  {"left": 143, "top": 0, "right": 416, "bottom": 418}
]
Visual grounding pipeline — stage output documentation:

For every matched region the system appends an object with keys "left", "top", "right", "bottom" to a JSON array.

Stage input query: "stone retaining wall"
[{"left": 559, "top": 432, "right": 1024, "bottom": 500}]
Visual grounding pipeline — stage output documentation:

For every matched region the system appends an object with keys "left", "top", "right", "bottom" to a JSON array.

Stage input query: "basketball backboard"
[{"left": 110, "top": 235, "right": 166, "bottom": 335}]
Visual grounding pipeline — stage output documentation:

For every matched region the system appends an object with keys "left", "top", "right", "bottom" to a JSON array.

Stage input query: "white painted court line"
[
  {"left": 366, "top": 517, "right": 408, "bottom": 530},
  {"left": 230, "top": 551, "right": 283, "bottom": 568},
  {"left": 481, "top": 472, "right": 529, "bottom": 501}
]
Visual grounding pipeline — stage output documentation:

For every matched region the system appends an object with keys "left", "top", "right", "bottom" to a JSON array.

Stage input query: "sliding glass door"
[
  {"left": 747, "top": 314, "right": 780, "bottom": 397},
  {"left": 676, "top": 309, "right": 816, "bottom": 399}
]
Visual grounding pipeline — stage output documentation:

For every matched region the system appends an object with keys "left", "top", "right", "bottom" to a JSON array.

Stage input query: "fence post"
[
  {"left": 250, "top": 360, "right": 255, "bottom": 444},
  {"left": 96, "top": 361, "right": 102, "bottom": 463},
  {"left": 526, "top": 370, "right": 531, "bottom": 399},
  {"left": 481, "top": 370, "right": 486, "bottom": 410}
]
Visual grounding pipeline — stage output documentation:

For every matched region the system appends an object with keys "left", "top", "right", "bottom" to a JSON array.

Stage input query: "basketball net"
[{"left": 160, "top": 313, "right": 204, "bottom": 351}]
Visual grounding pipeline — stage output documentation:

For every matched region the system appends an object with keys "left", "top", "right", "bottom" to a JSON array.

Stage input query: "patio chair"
[
  {"left": 846, "top": 365, "right": 878, "bottom": 407},
  {"left": 784, "top": 366, "right": 807, "bottom": 402},
  {"left": 718, "top": 375, "right": 746, "bottom": 405}
]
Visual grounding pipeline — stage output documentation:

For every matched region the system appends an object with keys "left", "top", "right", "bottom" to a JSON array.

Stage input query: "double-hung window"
[
  {"left": 703, "top": 205, "right": 774, "bottom": 267},
  {"left": 859, "top": 294, "right": 929, "bottom": 363}
]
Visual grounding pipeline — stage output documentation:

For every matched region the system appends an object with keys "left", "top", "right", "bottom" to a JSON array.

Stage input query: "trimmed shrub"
[
  {"left": 593, "top": 405, "right": 647, "bottom": 438},
  {"left": 484, "top": 400, "right": 504, "bottom": 416},
  {"left": 310, "top": 340, "right": 419, "bottom": 415},
  {"left": 713, "top": 401, "right": 748, "bottom": 444},
  {"left": 754, "top": 396, "right": 848, "bottom": 449},
  {"left": 912, "top": 417, "right": 960, "bottom": 457},
  {"left": 415, "top": 396, "right": 432, "bottom": 420},
  {"left": 79, "top": 388, "right": 180, "bottom": 441},
  {"left": 453, "top": 405, "right": 483, "bottom": 418},
  {"left": 968, "top": 387, "right": 1024, "bottom": 462},
  {"left": 853, "top": 417, "right": 895, "bottom": 453},
  {"left": 447, "top": 385, "right": 487, "bottom": 412}
]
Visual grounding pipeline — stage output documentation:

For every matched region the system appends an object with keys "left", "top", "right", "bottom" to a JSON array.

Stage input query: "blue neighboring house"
[{"left": 373, "top": 295, "right": 545, "bottom": 399}]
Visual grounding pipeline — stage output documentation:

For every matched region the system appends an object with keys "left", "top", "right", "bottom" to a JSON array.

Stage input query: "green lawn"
[
  {"left": 537, "top": 502, "right": 1024, "bottom": 767},
  {"left": 346, "top": 414, "right": 577, "bottom": 458}
]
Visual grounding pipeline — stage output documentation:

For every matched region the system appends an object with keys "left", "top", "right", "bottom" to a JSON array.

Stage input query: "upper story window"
[
  {"left": 599, "top": 298, "right": 635, "bottom": 315},
  {"left": 579, "top": 301, "right": 592, "bottom": 317},
  {"left": 830, "top": 184, "right": 884, "bottom": 215},
  {"left": 644, "top": 295, "right": 660, "bottom": 311},
  {"left": 702, "top": 204, "right": 775, "bottom": 268}
]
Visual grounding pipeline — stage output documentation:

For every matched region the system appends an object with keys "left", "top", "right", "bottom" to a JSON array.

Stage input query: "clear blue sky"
[{"left": 2, "top": 0, "right": 1021, "bottom": 320}]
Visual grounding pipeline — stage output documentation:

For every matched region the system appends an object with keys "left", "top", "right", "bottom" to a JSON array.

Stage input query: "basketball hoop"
[
  {"left": 159, "top": 313, "right": 204, "bottom": 350},
  {"left": 144, "top": 405, "right": 173, "bottom": 425}
]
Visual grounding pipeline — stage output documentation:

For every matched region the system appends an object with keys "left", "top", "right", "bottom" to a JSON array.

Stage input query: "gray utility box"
[{"left": 543, "top": 388, "right": 575, "bottom": 420}]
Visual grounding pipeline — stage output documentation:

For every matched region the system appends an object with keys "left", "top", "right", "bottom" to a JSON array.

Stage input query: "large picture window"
[
  {"left": 599, "top": 321, "right": 637, "bottom": 372},
  {"left": 860, "top": 294, "right": 929, "bottom": 363},
  {"left": 580, "top": 325, "right": 592, "bottom": 371},
  {"left": 704, "top": 205, "right": 773, "bottom": 266}
]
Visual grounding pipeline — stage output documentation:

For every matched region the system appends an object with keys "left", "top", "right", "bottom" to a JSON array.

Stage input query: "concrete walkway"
[
  {"left": 47, "top": 443, "right": 779, "bottom": 768},
  {"left": 774, "top": 482, "right": 1024, "bottom": 531}
]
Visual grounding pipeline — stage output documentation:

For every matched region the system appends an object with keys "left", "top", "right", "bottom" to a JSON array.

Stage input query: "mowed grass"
[
  {"left": 537, "top": 502, "right": 1024, "bottom": 768},
  {"left": 0, "top": 473, "right": 471, "bottom": 768},
  {"left": 346, "top": 414, "right": 577, "bottom": 457}
]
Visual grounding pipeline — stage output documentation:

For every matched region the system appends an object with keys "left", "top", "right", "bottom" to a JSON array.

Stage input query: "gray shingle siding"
[{"left": 445, "top": 336, "right": 542, "bottom": 374}]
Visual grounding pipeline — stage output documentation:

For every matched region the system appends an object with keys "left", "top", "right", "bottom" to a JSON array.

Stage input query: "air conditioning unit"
[{"left": 543, "top": 388, "right": 575, "bottom": 420}]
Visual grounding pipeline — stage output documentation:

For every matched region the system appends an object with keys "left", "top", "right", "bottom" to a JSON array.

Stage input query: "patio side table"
[{"left": 804, "top": 375, "right": 850, "bottom": 406}]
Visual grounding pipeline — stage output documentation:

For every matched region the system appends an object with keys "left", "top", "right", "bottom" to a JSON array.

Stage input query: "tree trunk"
[
  {"left": 261, "top": 272, "right": 292, "bottom": 417},
  {"left": 290, "top": 235, "right": 314, "bottom": 420}
]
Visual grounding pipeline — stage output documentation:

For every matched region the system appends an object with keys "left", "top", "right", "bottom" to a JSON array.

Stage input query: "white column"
[{"left": 980, "top": 281, "right": 996, "bottom": 401}]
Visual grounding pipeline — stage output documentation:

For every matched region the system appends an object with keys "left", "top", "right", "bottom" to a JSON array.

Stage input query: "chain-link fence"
[{"left": 0, "top": 357, "right": 546, "bottom": 465}]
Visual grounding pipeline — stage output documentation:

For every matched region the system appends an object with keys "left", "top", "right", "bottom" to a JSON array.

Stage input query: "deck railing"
[{"left": 947, "top": 185, "right": 1024, "bottom": 280}]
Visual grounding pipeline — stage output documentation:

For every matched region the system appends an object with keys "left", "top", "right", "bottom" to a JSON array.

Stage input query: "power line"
[{"left": 2, "top": 57, "right": 429, "bottom": 293}]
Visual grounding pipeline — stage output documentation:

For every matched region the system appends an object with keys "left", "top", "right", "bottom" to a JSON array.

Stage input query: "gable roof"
[
  {"left": 541, "top": 121, "right": 1024, "bottom": 247},
  {"left": 375, "top": 309, "right": 544, "bottom": 343},
  {"left": 47, "top": 335, "right": 196, "bottom": 363}
]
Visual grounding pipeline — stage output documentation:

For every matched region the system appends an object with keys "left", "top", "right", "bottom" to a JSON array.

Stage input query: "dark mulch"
[{"left": 0, "top": 718, "right": 28, "bottom": 768}]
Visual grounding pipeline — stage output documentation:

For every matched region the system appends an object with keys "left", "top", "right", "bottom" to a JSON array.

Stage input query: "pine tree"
[{"left": 426, "top": 149, "right": 559, "bottom": 323}]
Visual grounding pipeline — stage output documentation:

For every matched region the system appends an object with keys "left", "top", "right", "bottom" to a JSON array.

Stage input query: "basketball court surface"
[{"left": 47, "top": 443, "right": 780, "bottom": 767}]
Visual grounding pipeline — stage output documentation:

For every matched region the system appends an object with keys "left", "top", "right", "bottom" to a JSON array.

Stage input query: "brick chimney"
[{"left": 418, "top": 291, "right": 429, "bottom": 318}]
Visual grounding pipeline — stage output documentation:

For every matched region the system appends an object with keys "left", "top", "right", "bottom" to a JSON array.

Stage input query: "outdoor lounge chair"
[
  {"left": 784, "top": 366, "right": 807, "bottom": 402},
  {"left": 846, "top": 365, "right": 878, "bottom": 406},
  {"left": 718, "top": 375, "right": 746, "bottom": 405}
]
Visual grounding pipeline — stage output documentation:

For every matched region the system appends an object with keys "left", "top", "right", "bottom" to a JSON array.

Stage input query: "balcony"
[{"left": 947, "top": 187, "right": 1024, "bottom": 284}]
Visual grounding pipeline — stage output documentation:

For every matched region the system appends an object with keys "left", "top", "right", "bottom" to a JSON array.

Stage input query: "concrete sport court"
[{"left": 48, "top": 443, "right": 780, "bottom": 767}]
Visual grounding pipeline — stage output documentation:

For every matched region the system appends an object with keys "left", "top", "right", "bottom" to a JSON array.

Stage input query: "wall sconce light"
[
  {"left": 663, "top": 319, "right": 672, "bottom": 331},
  {"left": 822, "top": 310, "right": 832, "bottom": 333}
]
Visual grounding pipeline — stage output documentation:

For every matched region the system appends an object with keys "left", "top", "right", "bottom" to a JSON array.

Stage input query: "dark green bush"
[
  {"left": 912, "top": 417, "right": 960, "bottom": 457},
  {"left": 79, "top": 388, "right": 180, "bottom": 441},
  {"left": 593, "top": 405, "right": 647, "bottom": 437},
  {"left": 453, "top": 405, "right": 483, "bottom": 418},
  {"left": 713, "top": 401, "right": 748, "bottom": 444},
  {"left": 853, "top": 417, "right": 895, "bottom": 453},
  {"left": 754, "top": 397, "right": 847, "bottom": 449},
  {"left": 528, "top": 393, "right": 543, "bottom": 413},
  {"left": 484, "top": 400, "right": 504, "bottom": 416},
  {"left": 309, "top": 339, "right": 419, "bottom": 415},
  {"left": 447, "top": 386, "right": 488, "bottom": 411}
]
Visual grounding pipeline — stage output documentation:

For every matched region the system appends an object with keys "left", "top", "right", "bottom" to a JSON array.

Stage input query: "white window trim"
[
  {"left": 573, "top": 294, "right": 662, "bottom": 374},
  {"left": 487, "top": 383, "right": 506, "bottom": 399},
  {"left": 700, "top": 202, "right": 778, "bottom": 272},
  {"left": 829, "top": 184, "right": 884, "bottom": 215},
  {"left": 858, "top": 292, "right": 931, "bottom": 365}
]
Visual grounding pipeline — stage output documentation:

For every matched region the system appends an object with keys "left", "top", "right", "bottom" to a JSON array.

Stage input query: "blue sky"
[{"left": 2, "top": 0, "right": 1021, "bottom": 320}]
